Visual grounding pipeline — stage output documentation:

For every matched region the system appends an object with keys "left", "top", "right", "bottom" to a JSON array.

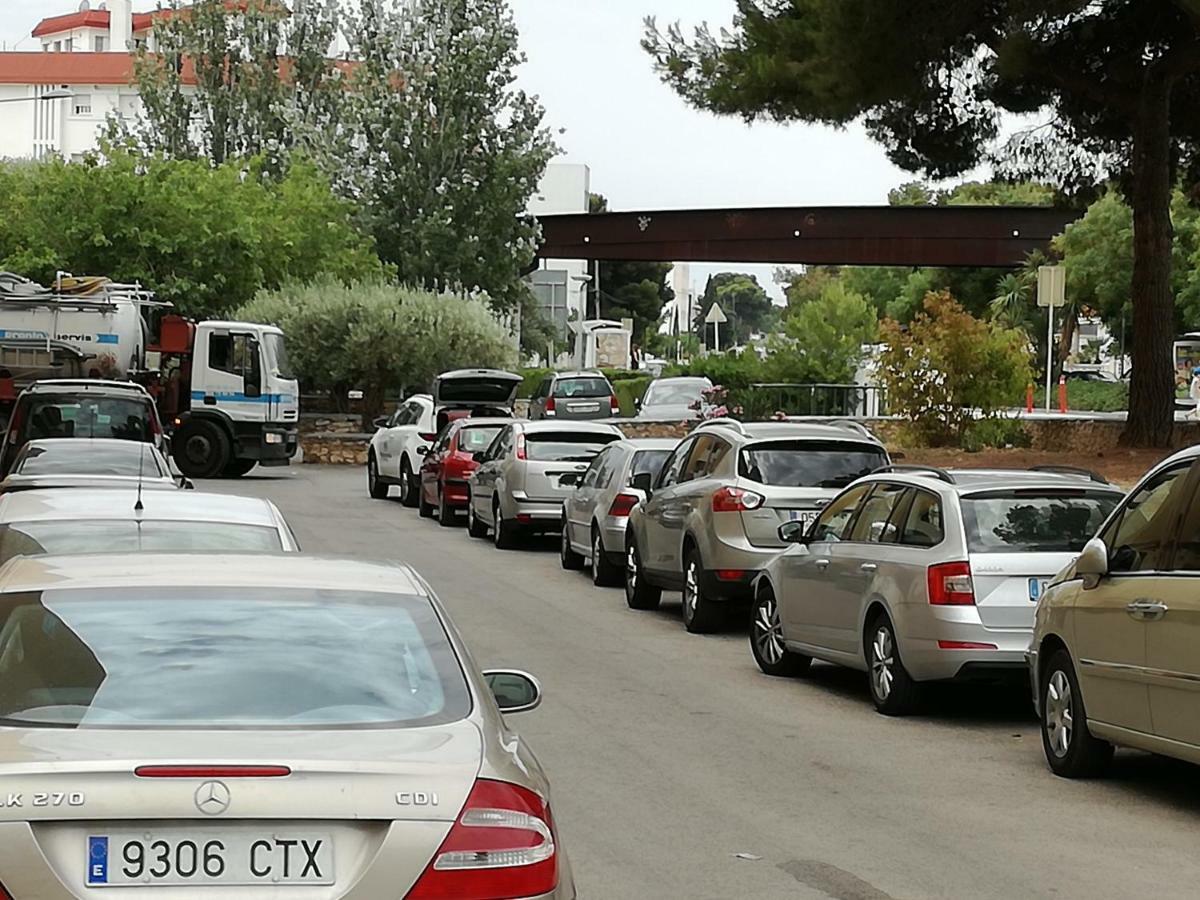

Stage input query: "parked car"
[
  {"left": 0, "top": 438, "right": 186, "bottom": 494},
  {"left": 560, "top": 438, "right": 676, "bottom": 585},
  {"left": 635, "top": 376, "right": 713, "bottom": 420},
  {"left": 1029, "top": 447, "right": 1200, "bottom": 777},
  {"left": 0, "top": 552, "right": 573, "bottom": 898},
  {"left": 467, "top": 420, "right": 623, "bottom": 548},
  {"left": 368, "top": 369, "right": 521, "bottom": 506},
  {"left": 624, "top": 419, "right": 891, "bottom": 633},
  {"left": 0, "top": 488, "right": 299, "bottom": 563},
  {"left": 751, "top": 465, "right": 1124, "bottom": 715},
  {"left": 0, "top": 379, "right": 164, "bottom": 476},
  {"left": 528, "top": 370, "right": 620, "bottom": 421},
  {"left": 418, "top": 415, "right": 513, "bottom": 524}
]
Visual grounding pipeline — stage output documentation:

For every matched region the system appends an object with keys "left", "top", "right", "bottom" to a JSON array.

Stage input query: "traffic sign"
[
  {"left": 1037, "top": 265, "right": 1066, "bottom": 308},
  {"left": 705, "top": 303, "right": 728, "bottom": 324}
]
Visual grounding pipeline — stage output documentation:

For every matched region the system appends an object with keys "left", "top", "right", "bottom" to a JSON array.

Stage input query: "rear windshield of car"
[
  {"left": 960, "top": 491, "right": 1122, "bottom": 553},
  {"left": 437, "top": 377, "right": 517, "bottom": 405},
  {"left": 0, "top": 587, "right": 471, "bottom": 729},
  {"left": 459, "top": 425, "right": 504, "bottom": 453},
  {"left": 15, "top": 443, "right": 165, "bottom": 477},
  {"left": 0, "top": 521, "right": 283, "bottom": 564},
  {"left": 739, "top": 441, "right": 889, "bottom": 489},
  {"left": 629, "top": 449, "right": 672, "bottom": 484},
  {"left": 21, "top": 396, "right": 153, "bottom": 442},
  {"left": 525, "top": 432, "right": 620, "bottom": 462},
  {"left": 552, "top": 377, "right": 611, "bottom": 398}
]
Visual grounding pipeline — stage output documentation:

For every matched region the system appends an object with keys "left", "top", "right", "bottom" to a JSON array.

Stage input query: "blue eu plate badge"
[{"left": 88, "top": 836, "right": 108, "bottom": 884}]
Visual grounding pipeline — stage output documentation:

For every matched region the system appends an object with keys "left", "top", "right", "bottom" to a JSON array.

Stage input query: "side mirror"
[
  {"left": 631, "top": 471, "right": 653, "bottom": 497},
  {"left": 483, "top": 669, "right": 542, "bottom": 714},
  {"left": 415, "top": 446, "right": 429, "bottom": 456},
  {"left": 778, "top": 520, "right": 810, "bottom": 545},
  {"left": 1076, "top": 537, "right": 1109, "bottom": 589},
  {"left": 373, "top": 416, "right": 389, "bottom": 430}
]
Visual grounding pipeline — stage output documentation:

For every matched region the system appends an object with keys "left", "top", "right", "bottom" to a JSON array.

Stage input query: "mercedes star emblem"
[{"left": 194, "top": 781, "right": 231, "bottom": 816}]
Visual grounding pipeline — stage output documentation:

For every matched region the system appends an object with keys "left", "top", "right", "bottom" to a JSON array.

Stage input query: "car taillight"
[
  {"left": 135, "top": 765, "right": 291, "bottom": 778},
  {"left": 420, "top": 432, "right": 437, "bottom": 442},
  {"left": 609, "top": 394, "right": 620, "bottom": 413},
  {"left": 711, "top": 486, "right": 764, "bottom": 512},
  {"left": 927, "top": 562, "right": 975, "bottom": 605},
  {"left": 608, "top": 492, "right": 639, "bottom": 517},
  {"left": 516, "top": 433, "right": 527, "bottom": 461},
  {"left": 405, "top": 778, "right": 557, "bottom": 900},
  {"left": 544, "top": 396, "right": 556, "bottom": 415}
]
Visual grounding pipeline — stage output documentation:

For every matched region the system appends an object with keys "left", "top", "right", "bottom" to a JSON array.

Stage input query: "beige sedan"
[{"left": 1030, "top": 445, "right": 1200, "bottom": 777}]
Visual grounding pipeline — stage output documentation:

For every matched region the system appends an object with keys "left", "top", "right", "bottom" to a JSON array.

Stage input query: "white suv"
[{"left": 367, "top": 394, "right": 435, "bottom": 505}]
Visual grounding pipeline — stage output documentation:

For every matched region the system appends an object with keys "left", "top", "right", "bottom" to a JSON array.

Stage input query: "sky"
[{"left": 1, "top": 0, "right": 955, "bottom": 299}]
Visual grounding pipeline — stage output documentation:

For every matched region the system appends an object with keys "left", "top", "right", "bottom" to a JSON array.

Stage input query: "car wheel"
[
  {"left": 865, "top": 614, "right": 921, "bottom": 716},
  {"left": 560, "top": 521, "right": 585, "bottom": 570},
  {"left": 750, "top": 586, "right": 811, "bottom": 677},
  {"left": 398, "top": 459, "right": 419, "bottom": 508},
  {"left": 437, "top": 487, "right": 456, "bottom": 527},
  {"left": 221, "top": 458, "right": 256, "bottom": 478},
  {"left": 493, "top": 500, "right": 519, "bottom": 550},
  {"left": 1041, "top": 649, "right": 1113, "bottom": 778},
  {"left": 466, "top": 492, "right": 488, "bottom": 539},
  {"left": 591, "top": 525, "right": 621, "bottom": 587},
  {"left": 367, "top": 454, "right": 388, "bottom": 500},
  {"left": 682, "top": 546, "right": 723, "bottom": 634},
  {"left": 173, "top": 419, "right": 230, "bottom": 480},
  {"left": 418, "top": 480, "right": 435, "bottom": 518},
  {"left": 624, "top": 537, "right": 662, "bottom": 610}
]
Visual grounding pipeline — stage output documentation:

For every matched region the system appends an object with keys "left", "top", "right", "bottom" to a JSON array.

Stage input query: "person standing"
[{"left": 1190, "top": 366, "right": 1200, "bottom": 419}]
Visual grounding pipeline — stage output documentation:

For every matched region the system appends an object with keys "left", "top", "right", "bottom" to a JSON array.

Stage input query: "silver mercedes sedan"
[{"left": 0, "top": 553, "right": 573, "bottom": 899}]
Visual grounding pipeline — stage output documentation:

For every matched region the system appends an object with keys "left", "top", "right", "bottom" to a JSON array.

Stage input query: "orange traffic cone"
[{"left": 1058, "top": 375, "right": 1068, "bottom": 414}]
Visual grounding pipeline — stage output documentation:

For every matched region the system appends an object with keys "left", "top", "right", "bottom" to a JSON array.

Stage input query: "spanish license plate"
[
  {"left": 1028, "top": 578, "right": 1051, "bottom": 602},
  {"left": 86, "top": 831, "right": 334, "bottom": 887},
  {"left": 786, "top": 510, "right": 818, "bottom": 527}
]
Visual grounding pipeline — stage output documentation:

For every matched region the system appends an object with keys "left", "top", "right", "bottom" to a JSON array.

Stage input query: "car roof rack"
[
  {"left": 1029, "top": 464, "right": 1110, "bottom": 485},
  {"left": 694, "top": 418, "right": 746, "bottom": 434},
  {"left": 873, "top": 464, "right": 957, "bottom": 484}
]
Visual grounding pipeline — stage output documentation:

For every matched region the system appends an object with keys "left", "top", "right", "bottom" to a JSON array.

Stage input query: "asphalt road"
[{"left": 219, "top": 465, "right": 1200, "bottom": 900}]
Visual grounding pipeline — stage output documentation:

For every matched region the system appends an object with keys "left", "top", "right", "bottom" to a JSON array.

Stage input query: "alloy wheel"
[
  {"left": 626, "top": 545, "right": 638, "bottom": 590},
  {"left": 871, "top": 627, "right": 894, "bottom": 701},
  {"left": 684, "top": 559, "right": 699, "bottom": 617},
  {"left": 592, "top": 532, "right": 603, "bottom": 582},
  {"left": 753, "top": 595, "right": 785, "bottom": 666},
  {"left": 1045, "top": 670, "right": 1074, "bottom": 758}
]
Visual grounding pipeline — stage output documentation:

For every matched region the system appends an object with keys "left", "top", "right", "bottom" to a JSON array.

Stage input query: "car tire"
[
  {"left": 418, "top": 481, "right": 435, "bottom": 518},
  {"left": 221, "top": 458, "right": 256, "bottom": 478},
  {"left": 591, "top": 525, "right": 621, "bottom": 587},
  {"left": 750, "top": 586, "right": 811, "bottom": 677},
  {"left": 466, "top": 493, "right": 488, "bottom": 539},
  {"left": 682, "top": 546, "right": 723, "bottom": 634},
  {"left": 398, "top": 459, "right": 419, "bottom": 508},
  {"left": 560, "top": 522, "right": 585, "bottom": 570},
  {"left": 173, "top": 419, "right": 230, "bottom": 480},
  {"left": 624, "top": 537, "right": 662, "bottom": 610},
  {"left": 438, "top": 488, "right": 456, "bottom": 527},
  {"left": 1040, "top": 649, "right": 1113, "bottom": 778},
  {"left": 493, "top": 500, "right": 519, "bottom": 550},
  {"left": 367, "top": 453, "right": 389, "bottom": 500},
  {"left": 865, "top": 614, "right": 921, "bottom": 716}
]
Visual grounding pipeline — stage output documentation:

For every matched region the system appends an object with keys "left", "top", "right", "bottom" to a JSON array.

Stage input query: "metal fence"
[{"left": 741, "top": 383, "right": 887, "bottom": 419}]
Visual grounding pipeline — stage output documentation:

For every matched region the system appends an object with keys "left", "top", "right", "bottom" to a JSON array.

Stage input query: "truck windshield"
[{"left": 263, "top": 333, "right": 294, "bottom": 380}]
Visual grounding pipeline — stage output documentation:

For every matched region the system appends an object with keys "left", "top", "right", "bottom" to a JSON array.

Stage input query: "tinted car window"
[
  {"left": 680, "top": 435, "right": 729, "bottom": 482},
  {"left": 849, "top": 483, "right": 908, "bottom": 543},
  {"left": 1103, "top": 465, "right": 1190, "bottom": 572},
  {"left": 810, "top": 484, "right": 871, "bottom": 543},
  {"left": 658, "top": 439, "right": 694, "bottom": 488},
  {"left": 22, "top": 396, "right": 153, "bottom": 443},
  {"left": 581, "top": 449, "right": 609, "bottom": 488},
  {"left": 458, "top": 425, "right": 504, "bottom": 453},
  {"left": 524, "top": 432, "right": 619, "bottom": 462},
  {"left": 0, "top": 587, "right": 470, "bottom": 729},
  {"left": 901, "top": 491, "right": 944, "bottom": 547},
  {"left": 0, "top": 521, "right": 283, "bottom": 564},
  {"left": 553, "top": 377, "right": 611, "bottom": 398},
  {"left": 739, "top": 441, "right": 888, "bottom": 489},
  {"left": 629, "top": 449, "right": 672, "bottom": 486},
  {"left": 14, "top": 443, "right": 166, "bottom": 477},
  {"left": 961, "top": 490, "right": 1121, "bottom": 553}
]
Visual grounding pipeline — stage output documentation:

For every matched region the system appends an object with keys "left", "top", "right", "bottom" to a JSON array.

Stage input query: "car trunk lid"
[
  {"left": 739, "top": 486, "right": 836, "bottom": 548},
  {"left": 432, "top": 370, "right": 521, "bottom": 411},
  {"left": 969, "top": 552, "right": 1078, "bottom": 629}
]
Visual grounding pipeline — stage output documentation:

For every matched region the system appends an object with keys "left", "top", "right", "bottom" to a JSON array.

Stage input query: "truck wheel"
[
  {"left": 173, "top": 420, "right": 230, "bottom": 479},
  {"left": 221, "top": 458, "right": 257, "bottom": 478}
]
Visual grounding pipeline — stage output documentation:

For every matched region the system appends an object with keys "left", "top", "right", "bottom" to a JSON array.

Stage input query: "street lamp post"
[{"left": 0, "top": 89, "right": 74, "bottom": 105}]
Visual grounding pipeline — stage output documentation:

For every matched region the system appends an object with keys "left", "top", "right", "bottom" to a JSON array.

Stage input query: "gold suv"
[{"left": 1029, "top": 447, "right": 1200, "bottom": 777}]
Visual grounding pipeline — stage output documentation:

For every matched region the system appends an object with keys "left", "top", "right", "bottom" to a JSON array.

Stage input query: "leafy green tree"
[
  {"left": 336, "top": 0, "right": 557, "bottom": 311},
  {"left": 888, "top": 182, "right": 938, "bottom": 207},
  {"left": 239, "top": 278, "right": 515, "bottom": 425},
  {"left": 777, "top": 266, "right": 840, "bottom": 310},
  {"left": 645, "top": 2, "right": 1200, "bottom": 446},
  {"left": 779, "top": 281, "right": 877, "bottom": 383},
  {"left": 695, "top": 273, "right": 776, "bottom": 348},
  {"left": 115, "top": 0, "right": 343, "bottom": 174},
  {"left": 989, "top": 272, "right": 1036, "bottom": 334},
  {"left": 0, "top": 152, "right": 383, "bottom": 318}
]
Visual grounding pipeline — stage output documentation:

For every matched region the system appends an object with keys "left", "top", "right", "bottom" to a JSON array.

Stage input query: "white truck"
[{"left": 0, "top": 275, "right": 299, "bottom": 478}]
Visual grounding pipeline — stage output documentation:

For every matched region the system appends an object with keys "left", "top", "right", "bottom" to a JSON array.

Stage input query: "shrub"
[
  {"left": 877, "top": 291, "right": 1031, "bottom": 447},
  {"left": 1034, "top": 380, "right": 1129, "bottom": 412},
  {"left": 960, "top": 417, "right": 1033, "bottom": 453}
]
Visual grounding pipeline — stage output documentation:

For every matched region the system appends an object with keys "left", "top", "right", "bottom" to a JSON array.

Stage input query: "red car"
[{"left": 419, "top": 416, "right": 512, "bottom": 524}]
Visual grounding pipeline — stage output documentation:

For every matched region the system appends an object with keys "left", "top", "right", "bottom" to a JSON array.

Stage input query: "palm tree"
[{"left": 989, "top": 272, "right": 1034, "bottom": 333}]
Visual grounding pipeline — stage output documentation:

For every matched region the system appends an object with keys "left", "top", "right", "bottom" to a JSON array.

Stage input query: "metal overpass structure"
[{"left": 535, "top": 205, "right": 1082, "bottom": 268}]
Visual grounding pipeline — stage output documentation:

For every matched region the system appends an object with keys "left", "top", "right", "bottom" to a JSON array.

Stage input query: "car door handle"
[
  {"left": 860, "top": 563, "right": 878, "bottom": 573},
  {"left": 815, "top": 559, "right": 831, "bottom": 570},
  {"left": 1126, "top": 599, "right": 1169, "bottom": 620}
]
